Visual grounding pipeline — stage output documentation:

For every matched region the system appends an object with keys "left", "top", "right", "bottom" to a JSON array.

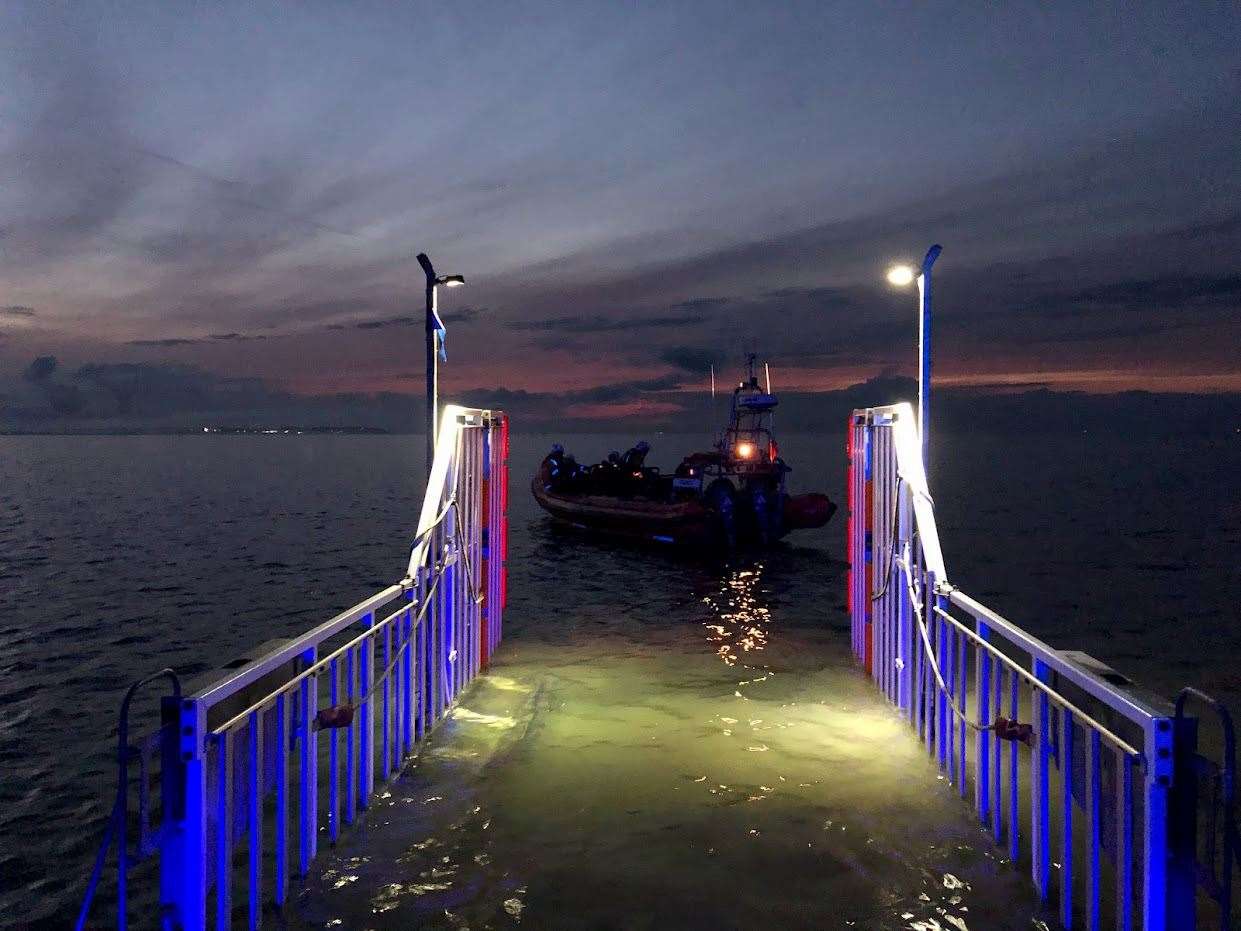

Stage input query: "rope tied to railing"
[
  {"left": 870, "top": 471, "right": 939, "bottom": 605},
  {"left": 896, "top": 548, "right": 998, "bottom": 737},
  {"left": 984, "top": 717, "right": 1034, "bottom": 746},
  {"left": 869, "top": 474, "right": 905, "bottom": 604},
  {"left": 892, "top": 550, "right": 1143, "bottom": 758}
]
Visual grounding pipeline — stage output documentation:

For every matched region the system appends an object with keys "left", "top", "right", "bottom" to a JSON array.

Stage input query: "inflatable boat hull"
[{"left": 531, "top": 475, "right": 715, "bottom": 544}]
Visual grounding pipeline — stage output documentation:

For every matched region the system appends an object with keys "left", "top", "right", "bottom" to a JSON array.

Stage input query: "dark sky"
[{"left": 2, "top": 2, "right": 1239, "bottom": 429}]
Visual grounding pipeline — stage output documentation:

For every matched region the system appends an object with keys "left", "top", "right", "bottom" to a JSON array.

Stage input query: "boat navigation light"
[
  {"left": 735, "top": 441, "right": 755, "bottom": 459},
  {"left": 886, "top": 264, "right": 915, "bottom": 287}
]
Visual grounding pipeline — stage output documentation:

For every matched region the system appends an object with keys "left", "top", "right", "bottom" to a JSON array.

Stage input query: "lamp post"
[
  {"left": 416, "top": 253, "right": 465, "bottom": 479},
  {"left": 886, "top": 244, "right": 942, "bottom": 471}
]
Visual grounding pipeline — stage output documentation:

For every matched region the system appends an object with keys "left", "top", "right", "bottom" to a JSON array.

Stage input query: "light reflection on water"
[{"left": 703, "top": 564, "right": 771, "bottom": 668}]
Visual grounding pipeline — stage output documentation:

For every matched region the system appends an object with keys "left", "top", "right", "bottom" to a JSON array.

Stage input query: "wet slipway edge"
[{"left": 290, "top": 601, "right": 1047, "bottom": 930}]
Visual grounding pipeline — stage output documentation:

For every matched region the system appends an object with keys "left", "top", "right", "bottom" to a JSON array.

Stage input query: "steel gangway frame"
[
  {"left": 75, "top": 405, "right": 509, "bottom": 930},
  {"left": 848, "top": 402, "right": 1238, "bottom": 931}
]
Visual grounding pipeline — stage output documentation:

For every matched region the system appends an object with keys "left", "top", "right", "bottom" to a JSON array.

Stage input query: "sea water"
[{"left": 1, "top": 429, "right": 1236, "bottom": 926}]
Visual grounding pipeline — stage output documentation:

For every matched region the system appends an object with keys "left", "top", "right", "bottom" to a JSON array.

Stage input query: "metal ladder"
[
  {"left": 75, "top": 669, "right": 183, "bottom": 931},
  {"left": 1175, "top": 687, "right": 1240, "bottom": 931}
]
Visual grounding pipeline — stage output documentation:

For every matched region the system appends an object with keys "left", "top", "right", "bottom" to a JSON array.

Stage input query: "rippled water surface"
[{"left": 1, "top": 429, "right": 1237, "bottom": 927}]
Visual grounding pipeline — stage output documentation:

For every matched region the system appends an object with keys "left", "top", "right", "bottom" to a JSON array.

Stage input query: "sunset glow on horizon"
[{"left": 2, "top": 3, "right": 1239, "bottom": 432}]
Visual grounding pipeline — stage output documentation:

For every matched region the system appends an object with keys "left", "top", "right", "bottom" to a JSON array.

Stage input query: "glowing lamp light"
[
  {"left": 735, "top": 441, "right": 755, "bottom": 459},
  {"left": 886, "top": 264, "right": 915, "bottom": 287},
  {"left": 437, "top": 274, "right": 465, "bottom": 288}
]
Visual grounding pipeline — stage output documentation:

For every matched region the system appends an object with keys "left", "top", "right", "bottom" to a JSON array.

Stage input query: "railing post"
[
  {"left": 935, "top": 574, "right": 948, "bottom": 771},
  {"left": 846, "top": 418, "right": 856, "bottom": 659},
  {"left": 444, "top": 503, "right": 457, "bottom": 704},
  {"left": 1141, "top": 714, "right": 1196, "bottom": 931},
  {"left": 1168, "top": 716, "right": 1199, "bottom": 928},
  {"left": 402, "top": 591, "right": 414, "bottom": 755},
  {"left": 359, "top": 611, "right": 375, "bottom": 808},
  {"left": 921, "top": 570, "right": 936, "bottom": 735},
  {"left": 898, "top": 488, "right": 913, "bottom": 718},
  {"left": 863, "top": 421, "right": 874, "bottom": 675},
  {"left": 1118, "top": 751, "right": 1134, "bottom": 931},
  {"left": 480, "top": 420, "right": 493, "bottom": 669},
  {"left": 344, "top": 648, "right": 356, "bottom": 826},
  {"left": 923, "top": 577, "right": 935, "bottom": 757},
  {"left": 160, "top": 697, "right": 207, "bottom": 930},
  {"left": 953, "top": 598, "right": 966, "bottom": 796},
  {"left": 419, "top": 563, "right": 432, "bottom": 736},
  {"left": 298, "top": 646, "right": 317, "bottom": 875},
  {"left": 274, "top": 693, "right": 289, "bottom": 909},
  {"left": 1031, "top": 658, "right": 1052, "bottom": 903},
  {"left": 975, "top": 619, "right": 992, "bottom": 822}
]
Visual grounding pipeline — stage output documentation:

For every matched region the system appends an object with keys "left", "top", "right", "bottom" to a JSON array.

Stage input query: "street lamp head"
[
  {"left": 886, "top": 264, "right": 915, "bottom": 287},
  {"left": 437, "top": 274, "right": 465, "bottom": 288}
]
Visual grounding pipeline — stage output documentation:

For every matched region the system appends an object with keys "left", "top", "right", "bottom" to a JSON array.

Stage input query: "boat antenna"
[
  {"left": 765, "top": 362, "right": 772, "bottom": 394},
  {"left": 710, "top": 364, "right": 716, "bottom": 399}
]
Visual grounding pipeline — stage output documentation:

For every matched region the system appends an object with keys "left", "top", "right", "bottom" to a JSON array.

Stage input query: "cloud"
[
  {"left": 443, "top": 306, "right": 485, "bottom": 324},
  {"left": 354, "top": 316, "right": 417, "bottom": 330},
  {"left": 319, "top": 308, "right": 481, "bottom": 331},
  {"left": 760, "top": 287, "right": 860, "bottom": 311},
  {"left": 660, "top": 346, "right": 715, "bottom": 374},
  {"left": 126, "top": 331, "right": 270, "bottom": 346},
  {"left": 466, "top": 371, "right": 1241, "bottom": 435},
  {"left": 458, "top": 373, "right": 686, "bottom": 426},
  {"left": 667, "top": 297, "right": 730, "bottom": 313},
  {"left": 19, "top": 356, "right": 83, "bottom": 415},
  {"left": 127, "top": 337, "right": 204, "bottom": 347},
  {"left": 2, "top": 11, "right": 1238, "bottom": 412},
  {"left": 1070, "top": 274, "right": 1241, "bottom": 309},
  {"left": 24, "top": 356, "right": 58, "bottom": 382},
  {"left": 73, "top": 362, "right": 266, "bottom": 415},
  {"left": 1, "top": 305, "right": 36, "bottom": 317},
  {"left": 571, "top": 374, "right": 682, "bottom": 403},
  {"left": 506, "top": 314, "right": 705, "bottom": 333}
]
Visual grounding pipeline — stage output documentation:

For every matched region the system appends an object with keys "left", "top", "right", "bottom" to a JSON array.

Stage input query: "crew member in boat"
[
  {"left": 545, "top": 444, "right": 585, "bottom": 492},
  {"left": 590, "top": 450, "right": 620, "bottom": 494},
  {"left": 621, "top": 441, "right": 650, "bottom": 471}
]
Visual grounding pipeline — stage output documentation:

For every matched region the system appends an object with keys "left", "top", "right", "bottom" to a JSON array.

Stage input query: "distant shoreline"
[{"left": 0, "top": 426, "right": 394, "bottom": 436}]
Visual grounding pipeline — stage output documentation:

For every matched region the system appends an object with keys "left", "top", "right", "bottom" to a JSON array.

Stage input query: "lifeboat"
[
  {"left": 531, "top": 458, "right": 715, "bottom": 544},
  {"left": 531, "top": 355, "right": 837, "bottom": 547}
]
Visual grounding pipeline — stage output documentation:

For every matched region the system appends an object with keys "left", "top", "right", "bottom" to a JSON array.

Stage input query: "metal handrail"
[
  {"left": 73, "top": 404, "right": 506, "bottom": 929},
  {"left": 860, "top": 402, "right": 1170, "bottom": 731},
  {"left": 944, "top": 586, "right": 1170, "bottom": 727},
  {"left": 193, "top": 583, "right": 406, "bottom": 709},
  {"left": 194, "top": 500, "right": 459, "bottom": 712},
  {"left": 894, "top": 550, "right": 1143, "bottom": 757},
  {"left": 849, "top": 402, "right": 1192, "bottom": 931},
  {"left": 208, "top": 496, "right": 484, "bottom": 738},
  {"left": 930, "top": 601, "right": 1142, "bottom": 758}
]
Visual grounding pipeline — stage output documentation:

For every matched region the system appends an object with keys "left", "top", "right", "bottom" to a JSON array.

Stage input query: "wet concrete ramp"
[{"left": 291, "top": 567, "right": 1045, "bottom": 930}]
